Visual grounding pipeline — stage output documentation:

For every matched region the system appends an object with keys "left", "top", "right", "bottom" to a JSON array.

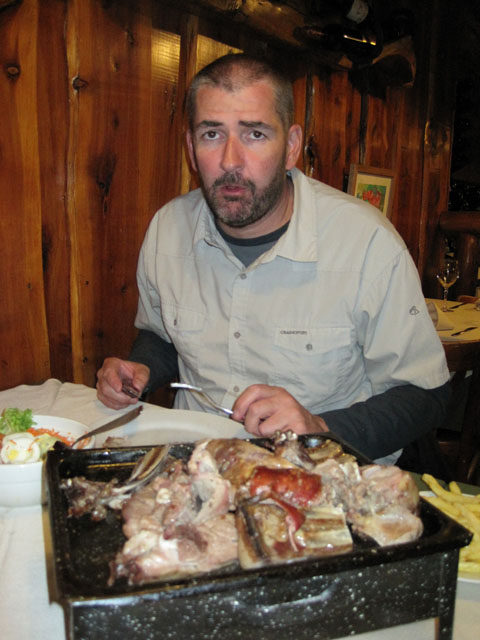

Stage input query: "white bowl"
[{"left": 0, "top": 415, "right": 94, "bottom": 508}]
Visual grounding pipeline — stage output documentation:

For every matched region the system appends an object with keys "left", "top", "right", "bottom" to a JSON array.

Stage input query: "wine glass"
[{"left": 436, "top": 258, "right": 459, "bottom": 312}]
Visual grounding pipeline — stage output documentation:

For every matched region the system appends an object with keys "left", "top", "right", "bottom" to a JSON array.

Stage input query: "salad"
[{"left": 0, "top": 408, "right": 72, "bottom": 464}]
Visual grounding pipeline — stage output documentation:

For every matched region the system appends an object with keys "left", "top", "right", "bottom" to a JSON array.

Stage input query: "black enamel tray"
[{"left": 45, "top": 436, "right": 472, "bottom": 640}]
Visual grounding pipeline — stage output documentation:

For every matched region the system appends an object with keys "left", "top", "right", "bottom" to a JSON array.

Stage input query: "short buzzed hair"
[{"left": 186, "top": 53, "right": 294, "bottom": 133}]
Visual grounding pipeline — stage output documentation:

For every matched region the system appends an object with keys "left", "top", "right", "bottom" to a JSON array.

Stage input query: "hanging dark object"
[{"left": 298, "top": 0, "right": 384, "bottom": 67}]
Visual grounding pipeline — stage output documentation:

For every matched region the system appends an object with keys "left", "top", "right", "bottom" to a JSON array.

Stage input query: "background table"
[
  {"left": 426, "top": 299, "right": 480, "bottom": 342},
  {"left": 427, "top": 300, "right": 480, "bottom": 483}
]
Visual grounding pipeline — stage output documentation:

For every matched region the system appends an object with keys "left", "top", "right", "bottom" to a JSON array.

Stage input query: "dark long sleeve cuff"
[
  {"left": 320, "top": 382, "right": 451, "bottom": 460},
  {"left": 128, "top": 329, "right": 179, "bottom": 392}
]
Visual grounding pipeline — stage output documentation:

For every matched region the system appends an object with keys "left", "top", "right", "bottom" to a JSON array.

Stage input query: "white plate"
[
  {"left": 420, "top": 490, "right": 480, "bottom": 584},
  {"left": 93, "top": 405, "right": 248, "bottom": 447}
]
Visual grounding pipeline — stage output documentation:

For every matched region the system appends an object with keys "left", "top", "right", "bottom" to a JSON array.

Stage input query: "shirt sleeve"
[
  {"left": 355, "top": 247, "right": 450, "bottom": 393},
  {"left": 320, "top": 381, "right": 451, "bottom": 460},
  {"left": 129, "top": 329, "right": 179, "bottom": 392}
]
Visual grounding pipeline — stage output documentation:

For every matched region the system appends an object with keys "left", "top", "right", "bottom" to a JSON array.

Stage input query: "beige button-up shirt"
[{"left": 135, "top": 168, "right": 449, "bottom": 414}]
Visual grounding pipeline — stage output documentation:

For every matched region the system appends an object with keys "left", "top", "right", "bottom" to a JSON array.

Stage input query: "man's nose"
[{"left": 220, "top": 135, "right": 244, "bottom": 172}]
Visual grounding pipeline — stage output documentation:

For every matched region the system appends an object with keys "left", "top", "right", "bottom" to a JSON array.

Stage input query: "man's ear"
[
  {"left": 186, "top": 129, "right": 198, "bottom": 172},
  {"left": 285, "top": 124, "right": 303, "bottom": 171}
]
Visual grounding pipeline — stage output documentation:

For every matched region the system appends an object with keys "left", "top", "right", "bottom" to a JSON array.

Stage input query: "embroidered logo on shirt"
[
  {"left": 409, "top": 305, "right": 420, "bottom": 315},
  {"left": 279, "top": 330, "right": 308, "bottom": 335}
]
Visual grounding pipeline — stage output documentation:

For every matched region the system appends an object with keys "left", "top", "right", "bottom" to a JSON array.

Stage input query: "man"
[{"left": 97, "top": 53, "right": 450, "bottom": 464}]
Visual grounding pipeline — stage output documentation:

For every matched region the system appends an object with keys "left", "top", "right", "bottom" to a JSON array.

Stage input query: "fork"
[{"left": 170, "top": 382, "right": 234, "bottom": 416}]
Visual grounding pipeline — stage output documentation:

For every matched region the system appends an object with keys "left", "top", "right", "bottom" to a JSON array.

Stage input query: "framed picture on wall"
[{"left": 347, "top": 164, "right": 395, "bottom": 219}]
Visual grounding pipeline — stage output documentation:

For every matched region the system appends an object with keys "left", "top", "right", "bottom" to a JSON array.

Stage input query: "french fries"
[{"left": 422, "top": 474, "right": 480, "bottom": 574}]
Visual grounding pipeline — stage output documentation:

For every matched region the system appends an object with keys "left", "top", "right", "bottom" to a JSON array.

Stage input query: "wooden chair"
[
  {"left": 456, "top": 295, "right": 479, "bottom": 305},
  {"left": 423, "top": 211, "right": 480, "bottom": 299},
  {"left": 437, "top": 339, "right": 480, "bottom": 484}
]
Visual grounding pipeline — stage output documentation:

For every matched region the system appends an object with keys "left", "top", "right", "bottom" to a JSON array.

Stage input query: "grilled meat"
[{"left": 62, "top": 432, "right": 423, "bottom": 585}]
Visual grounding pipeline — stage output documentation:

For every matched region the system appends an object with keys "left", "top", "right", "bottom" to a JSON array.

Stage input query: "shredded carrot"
[{"left": 28, "top": 427, "right": 74, "bottom": 446}]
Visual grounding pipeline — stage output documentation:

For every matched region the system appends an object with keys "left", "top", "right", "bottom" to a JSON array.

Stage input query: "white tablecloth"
[
  {"left": 427, "top": 299, "right": 480, "bottom": 342},
  {"left": 0, "top": 380, "right": 479, "bottom": 640}
]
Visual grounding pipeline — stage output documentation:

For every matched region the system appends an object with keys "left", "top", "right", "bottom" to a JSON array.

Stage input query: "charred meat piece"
[
  {"left": 247, "top": 466, "right": 323, "bottom": 508},
  {"left": 110, "top": 512, "right": 238, "bottom": 585},
  {"left": 272, "top": 430, "right": 316, "bottom": 470},
  {"left": 204, "top": 438, "right": 295, "bottom": 487},
  {"left": 109, "top": 450, "right": 238, "bottom": 584},
  {"left": 61, "top": 476, "right": 127, "bottom": 520},
  {"left": 236, "top": 499, "right": 353, "bottom": 570},
  {"left": 354, "top": 464, "right": 421, "bottom": 515},
  {"left": 60, "top": 445, "right": 173, "bottom": 520},
  {"left": 351, "top": 507, "right": 424, "bottom": 547}
]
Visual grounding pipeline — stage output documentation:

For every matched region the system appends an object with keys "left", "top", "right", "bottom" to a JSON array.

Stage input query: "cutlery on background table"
[
  {"left": 449, "top": 301, "right": 468, "bottom": 310},
  {"left": 450, "top": 326, "right": 478, "bottom": 337}
]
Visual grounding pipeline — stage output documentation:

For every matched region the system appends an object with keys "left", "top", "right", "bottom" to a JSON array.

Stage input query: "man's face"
[{"left": 187, "top": 80, "right": 300, "bottom": 233}]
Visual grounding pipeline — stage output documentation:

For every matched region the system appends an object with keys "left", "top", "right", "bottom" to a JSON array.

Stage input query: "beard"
[{"left": 200, "top": 158, "right": 287, "bottom": 229}]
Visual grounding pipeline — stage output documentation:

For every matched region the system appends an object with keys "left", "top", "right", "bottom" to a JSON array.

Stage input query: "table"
[
  {"left": 1, "top": 380, "right": 479, "bottom": 640},
  {"left": 426, "top": 299, "right": 480, "bottom": 342},
  {"left": 427, "top": 300, "right": 480, "bottom": 482}
]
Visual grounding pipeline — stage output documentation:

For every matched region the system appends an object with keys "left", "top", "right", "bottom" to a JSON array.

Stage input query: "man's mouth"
[{"left": 220, "top": 184, "right": 247, "bottom": 197}]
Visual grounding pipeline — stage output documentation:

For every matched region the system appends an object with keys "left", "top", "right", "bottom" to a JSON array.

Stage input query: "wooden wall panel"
[
  {"left": 0, "top": 0, "right": 50, "bottom": 387},
  {"left": 37, "top": 0, "right": 71, "bottom": 382},
  {"left": 66, "top": 0, "right": 184, "bottom": 386},
  {"left": 305, "top": 68, "right": 360, "bottom": 190}
]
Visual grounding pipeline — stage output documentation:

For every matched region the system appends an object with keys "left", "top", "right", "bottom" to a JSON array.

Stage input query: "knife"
[
  {"left": 71, "top": 405, "right": 143, "bottom": 447},
  {"left": 449, "top": 301, "right": 468, "bottom": 310},
  {"left": 450, "top": 326, "right": 478, "bottom": 337}
]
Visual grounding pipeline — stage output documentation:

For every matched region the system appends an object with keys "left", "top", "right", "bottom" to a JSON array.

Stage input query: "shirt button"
[
  {"left": 173, "top": 318, "right": 177, "bottom": 326},
  {"left": 240, "top": 273, "right": 247, "bottom": 280},
  {"left": 306, "top": 343, "right": 313, "bottom": 351},
  {"left": 234, "top": 331, "right": 241, "bottom": 339},
  {"left": 233, "top": 385, "right": 239, "bottom": 393}
]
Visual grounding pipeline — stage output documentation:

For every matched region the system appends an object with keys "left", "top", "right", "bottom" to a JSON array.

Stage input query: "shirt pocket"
[
  {"left": 161, "top": 301, "right": 206, "bottom": 369},
  {"left": 269, "top": 326, "right": 354, "bottom": 407}
]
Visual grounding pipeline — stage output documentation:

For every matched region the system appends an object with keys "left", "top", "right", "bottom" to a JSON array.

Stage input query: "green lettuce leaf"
[{"left": 0, "top": 408, "right": 36, "bottom": 435}]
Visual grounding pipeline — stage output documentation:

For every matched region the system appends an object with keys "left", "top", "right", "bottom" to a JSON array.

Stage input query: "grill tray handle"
[{"left": 222, "top": 584, "right": 336, "bottom": 622}]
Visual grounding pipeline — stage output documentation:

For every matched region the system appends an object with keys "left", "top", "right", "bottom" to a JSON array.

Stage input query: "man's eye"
[
  {"left": 250, "top": 130, "right": 265, "bottom": 140},
  {"left": 203, "top": 130, "right": 219, "bottom": 140}
]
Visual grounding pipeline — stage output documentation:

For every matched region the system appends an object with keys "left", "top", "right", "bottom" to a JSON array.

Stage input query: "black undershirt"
[{"left": 216, "top": 220, "right": 290, "bottom": 266}]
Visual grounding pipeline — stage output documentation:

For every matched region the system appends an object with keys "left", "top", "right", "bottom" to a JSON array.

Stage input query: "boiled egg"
[{"left": 0, "top": 432, "right": 42, "bottom": 464}]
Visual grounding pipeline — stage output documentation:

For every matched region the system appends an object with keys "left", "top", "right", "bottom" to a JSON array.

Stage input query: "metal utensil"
[
  {"left": 68, "top": 405, "right": 143, "bottom": 448},
  {"left": 450, "top": 326, "right": 478, "bottom": 337},
  {"left": 121, "top": 382, "right": 141, "bottom": 398},
  {"left": 170, "top": 382, "right": 233, "bottom": 416},
  {"left": 448, "top": 301, "right": 468, "bottom": 310},
  {"left": 112, "top": 444, "right": 170, "bottom": 494}
]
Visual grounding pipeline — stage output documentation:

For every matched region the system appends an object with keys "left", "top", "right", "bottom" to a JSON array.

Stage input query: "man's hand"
[
  {"left": 232, "top": 384, "right": 329, "bottom": 437},
  {"left": 96, "top": 357, "right": 150, "bottom": 410}
]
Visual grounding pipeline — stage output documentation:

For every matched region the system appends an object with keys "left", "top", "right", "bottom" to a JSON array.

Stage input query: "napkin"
[{"left": 426, "top": 301, "right": 454, "bottom": 331}]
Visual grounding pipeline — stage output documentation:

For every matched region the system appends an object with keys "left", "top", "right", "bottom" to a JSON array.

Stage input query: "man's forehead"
[{"left": 193, "top": 81, "right": 279, "bottom": 124}]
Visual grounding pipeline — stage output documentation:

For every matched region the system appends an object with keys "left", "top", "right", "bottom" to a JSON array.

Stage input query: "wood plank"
[
  {"left": 66, "top": 0, "right": 183, "bottom": 386},
  {"left": 305, "top": 68, "right": 357, "bottom": 190},
  {"left": 0, "top": 0, "right": 50, "bottom": 390},
  {"left": 37, "top": 0, "right": 72, "bottom": 382}
]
